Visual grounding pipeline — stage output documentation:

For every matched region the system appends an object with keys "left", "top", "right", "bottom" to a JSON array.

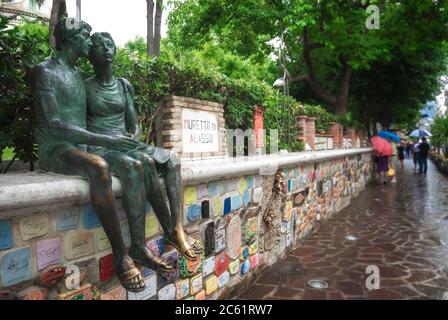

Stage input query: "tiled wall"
[{"left": 0, "top": 153, "right": 372, "bottom": 300}]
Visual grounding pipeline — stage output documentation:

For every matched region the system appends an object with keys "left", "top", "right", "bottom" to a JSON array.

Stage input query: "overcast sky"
[{"left": 65, "top": 0, "right": 169, "bottom": 47}]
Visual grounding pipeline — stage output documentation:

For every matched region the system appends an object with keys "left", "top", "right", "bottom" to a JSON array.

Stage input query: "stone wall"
[{"left": 0, "top": 149, "right": 373, "bottom": 300}]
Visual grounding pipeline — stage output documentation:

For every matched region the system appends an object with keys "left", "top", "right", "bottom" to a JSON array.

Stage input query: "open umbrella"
[
  {"left": 370, "top": 136, "right": 393, "bottom": 156},
  {"left": 378, "top": 130, "right": 401, "bottom": 142},
  {"left": 407, "top": 129, "right": 432, "bottom": 137}
]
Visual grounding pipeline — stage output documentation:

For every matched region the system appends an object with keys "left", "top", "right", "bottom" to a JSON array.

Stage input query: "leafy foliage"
[
  {"left": 0, "top": 18, "right": 50, "bottom": 170},
  {"left": 431, "top": 115, "right": 448, "bottom": 156}
]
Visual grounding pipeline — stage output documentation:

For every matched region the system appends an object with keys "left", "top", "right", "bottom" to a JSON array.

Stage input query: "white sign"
[{"left": 182, "top": 109, "right": 219, "bottom": 153}]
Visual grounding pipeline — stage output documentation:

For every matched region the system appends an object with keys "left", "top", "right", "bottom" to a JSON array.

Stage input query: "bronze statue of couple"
[{"left": 30, "top": 17, "right": 203, "bottom": 292}]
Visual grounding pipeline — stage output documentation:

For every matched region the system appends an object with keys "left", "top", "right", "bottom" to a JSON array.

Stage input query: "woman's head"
[{"left": 89, "top": 32, "right": 116, "bottom": 67}]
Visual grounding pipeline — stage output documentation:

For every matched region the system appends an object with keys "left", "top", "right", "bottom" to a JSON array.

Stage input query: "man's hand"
[{"left": 104, "top": 136, "right": 139, "bottom": 152}]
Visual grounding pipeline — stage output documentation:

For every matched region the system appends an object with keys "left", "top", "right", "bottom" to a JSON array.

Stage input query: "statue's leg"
[
  {"left": 101, "top": 150, "right": 175, "bottom": 273},
  {"left": 127, "top": 150, "right": 201, "bottom": 260},
  {"left": 52, "top": 148, "right": 145, "bottom": 292}
]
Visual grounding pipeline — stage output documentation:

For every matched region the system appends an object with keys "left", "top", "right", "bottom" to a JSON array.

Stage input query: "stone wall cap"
[{"left": 0, "top": 148, "right": 373, "bottom": 218}]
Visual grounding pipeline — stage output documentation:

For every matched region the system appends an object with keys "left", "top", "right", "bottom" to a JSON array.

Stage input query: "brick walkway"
[{"left": 237, "top": 158, "right": 448, "bottom": 300}]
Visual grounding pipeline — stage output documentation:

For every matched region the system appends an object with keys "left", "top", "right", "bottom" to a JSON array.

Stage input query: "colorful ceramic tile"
[
  {"left": 202, "top": 256, "right": 216, "bottom": 277},
  {"left": 1, "top": 247, "right": 32, "bottom": 287},
  {"left": 185, "top": 186, "right": 197, "bottom": 206},
  {"left": 147, "top": 236, "right": 165, "bottom": 257},
  {"left": 145, "top": 215, "right": 160, "bottom": 238},
  {"left": 17, "top": 286, "right": 48, "bottom": 300},
  {"left": 255, "top": 175, "right": 263, "bottom": 186},
  {"left": 228, "top": 260, "right": 240, "bottom": 275},
  {"left": 64, "top": 232, "right": 94, "bottom": 260},
  {"left": 56, "top": 207, "right": 79, "bottom": 231},
  {"left": 210, "top": 196, "right": 223, "bottom": 217},
  {"left": 36, "top": 238, "right": 61, "bottom": 271},
  {"left": 101, "top": 285, "right": 126, "bottom": 300},
  {"left": 201, "top": 200, "right": 210, "bottom": 219},
  {"left": 217, "top": 271, "right": 230, "bottom": 288},
  {"left": 99, "top": 254, "right": 114, "bottom": 282},
  {"left": 231, "top": 195, "right": 242, "bottom": 211},
  {"left": 242, "top": 190, "right": 250, "bottom": 206},
  {"left": 195, "top": 290, "right": 206, "bottom": 300},
  {"left": 249, "top": 254, "right": 260, "bottom": 270},
  {"left": 57, "top": 283, "right": 92, "bottom": 300},
  {"left": 97, "top": 228, "right": 111, "bottom": 251},
  {"left": 239, "top": 246, "right": 250, "bottom": 261},
  {"left": 128, "top": 274, "right": 157, "bottom": 300},
  {"left": 214, "top": 252, "right": 229, "bottom": 277},
  {"left": 252, "top": 187, "right": 263, "bottom": 203},
  {"left": 247, "top": 176, "right": 255, "bottom": 188},
  {"left": 19, "top": 214, "right": 48, "bottom": 241},
  {"left": 203, "top": 222, "right": 215, "bottom": 257},
  {"left": 229, "top": 178, "right": 239, "bottom": 191},
  {"left": 190, "top": 274, "right": 203, "bottom": 295},
  {"left": 205, "top": 275, "right": 218, "bottom": 295},
  {"left": 226, "top": 215, "right": 242, "bottom": 260},
  {"left": 218, "top": 179, "right": 229, "bottom": 195},
  {"left": 37, "top": 265, "right": 65, "bottom": 288},
  {"left": 215, "top": 228, "right": 226, "bottom": 253},
  {"left": 283, "top": 200, "right": 293, "bottom": 222},
  {"left": 82, "top": 204, "right": 101, "bottom": 229},
  {"left": 197, "top": 184, "right": 209, "bottom": 199},
  {"left": 223, "top": 197, "right": 232, "bottom": 215},
  {"left": 237, "top": 177, "right": 248, "bottom": 195},
  {"left": 208, "top": 181, "right": 219, "bottom": 197},
  {"left": 188, "top": 204, "right": 202, "bottom": 223},
  {"left": 175, "top": 279, "right": 190, "bottom": 300},
  {"left": 0, "top": 220, "right": 13, "bottom": 250},
  {"left": 178, "top": 254, "right": 202, "bottom": 278},
  {"left": 249, "top": 242, "right": 258, "bottom": 255},
  {"left": 158, "top": 284, "right": 176, "bottom": 300},
  {"left": 240, "top": 259, "right": 250, "bottom": 276}
]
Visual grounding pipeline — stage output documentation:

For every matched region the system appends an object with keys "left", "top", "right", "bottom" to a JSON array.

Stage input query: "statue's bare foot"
[
  {"left": 130, "top": 246, "right": 176, "bottom": 273},
  {"left": 114, "top": 255, "right": 145, "bottom": 292},
  {"left": 165, "top": 229, "right": 204, "bottom": 261}
]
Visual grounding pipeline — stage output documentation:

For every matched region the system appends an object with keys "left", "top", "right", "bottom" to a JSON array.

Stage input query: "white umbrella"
[{"left": 408, "top": 129, "right": 432, "bottom": 137}]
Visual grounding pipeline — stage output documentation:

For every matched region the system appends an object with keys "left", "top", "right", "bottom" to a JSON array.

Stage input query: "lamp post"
[
  {"left": 273, "top": 34, "right": 291, "bottom": 150},
  {"left": 76, "top": 0, "right": 81, "bottom": 20}
]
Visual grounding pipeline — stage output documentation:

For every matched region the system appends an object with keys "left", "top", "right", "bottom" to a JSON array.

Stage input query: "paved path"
[{"left": 237, "top": 158, "right": 448, "bottom": 299}]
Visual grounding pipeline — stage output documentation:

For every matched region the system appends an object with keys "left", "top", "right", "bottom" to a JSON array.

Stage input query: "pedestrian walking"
[
  {"left": 405, "top": 142, "right": 412, "bottom": 158},
  {"left": 418, "top": 137, "right": 430, "bottom": 174},
  {"left": 390, "top": 140, "right": 398, "bottom": 183},
  {"left": 397, "top": 142, "right": 405, "bottom": 170},
  {"left": 413, "top": 141, "right": 420, "bottom": 171},
  {"left": 375, "top": 154, "right": 389, "bottom": 185}
]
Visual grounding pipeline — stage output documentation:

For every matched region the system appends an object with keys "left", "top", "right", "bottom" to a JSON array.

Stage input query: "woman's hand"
[{"left": 104, "top": 136, "right": 139, "bottom": 152}]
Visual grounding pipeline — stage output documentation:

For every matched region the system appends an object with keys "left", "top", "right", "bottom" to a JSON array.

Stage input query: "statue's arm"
[{"left": 122, "top": 79, "right": 142, "bottom": 140}]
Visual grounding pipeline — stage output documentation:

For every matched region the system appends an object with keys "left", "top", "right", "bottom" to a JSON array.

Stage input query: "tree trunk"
[
  {"left": 147, "top": 0, "right": 155, "bottom": 56},
  {"left": 153, "top": 0, "right": 163, "bottom": 57},
  {"left": 49, "top": 0, "right": 67, "bottom": 49},
  {"left": 298, "top": 27, "right": 352, "bottom": 116}
]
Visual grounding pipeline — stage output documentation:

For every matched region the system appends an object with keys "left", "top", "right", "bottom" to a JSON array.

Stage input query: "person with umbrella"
[
  {"left": 371, "top": 136, "right": 393, "bottom": 185},
  {"left": 418, "top": 137, "right": 430, "bottom": 174}
]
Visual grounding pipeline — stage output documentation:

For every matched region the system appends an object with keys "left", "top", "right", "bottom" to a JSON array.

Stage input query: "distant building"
[{"left": 0, "top": 0, "right": 50, "bottom": 23}]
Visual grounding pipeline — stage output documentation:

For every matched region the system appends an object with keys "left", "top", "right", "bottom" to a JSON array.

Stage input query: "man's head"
[
  {"left": 89, "top": 32, "right": 116, "bottom": 67},
  {"left": 422, "top": 137, "right": 427, "bottom": 142},
  {"left": 54, "top": 17, "right": 92, "bottom": 57}
]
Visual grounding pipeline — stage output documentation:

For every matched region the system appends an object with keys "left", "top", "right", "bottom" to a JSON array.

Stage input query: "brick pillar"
[
  {"left": 357, "top": 129, "right": 366, "bottom": 147},
  {"left": 306, "top": 117, "right": 316, "bottom": 150},
  {"left": 347, "top": 127, "right": 357, "bottom": 147},
  {"left": 297, "top": 115, "right": 307, "bottom": 145},
  {"left": 328, "top": 122, "right": 343, "bottom": 149}
]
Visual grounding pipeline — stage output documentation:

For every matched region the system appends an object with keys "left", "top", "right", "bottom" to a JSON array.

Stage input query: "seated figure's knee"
[
  {"left": 126, "top": 159, "right": 144, "bottom": 178},
  {"left": 143, "top": 156, "right": 156, "bottom": 169},
  {"left": 88, "top": 156, "right": 111, "bottom": 184}
]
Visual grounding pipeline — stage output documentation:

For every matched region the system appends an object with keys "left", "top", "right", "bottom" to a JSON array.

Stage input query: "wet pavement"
[{"left": 237, "top": 159, "right": 448, "bottom": 300}]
